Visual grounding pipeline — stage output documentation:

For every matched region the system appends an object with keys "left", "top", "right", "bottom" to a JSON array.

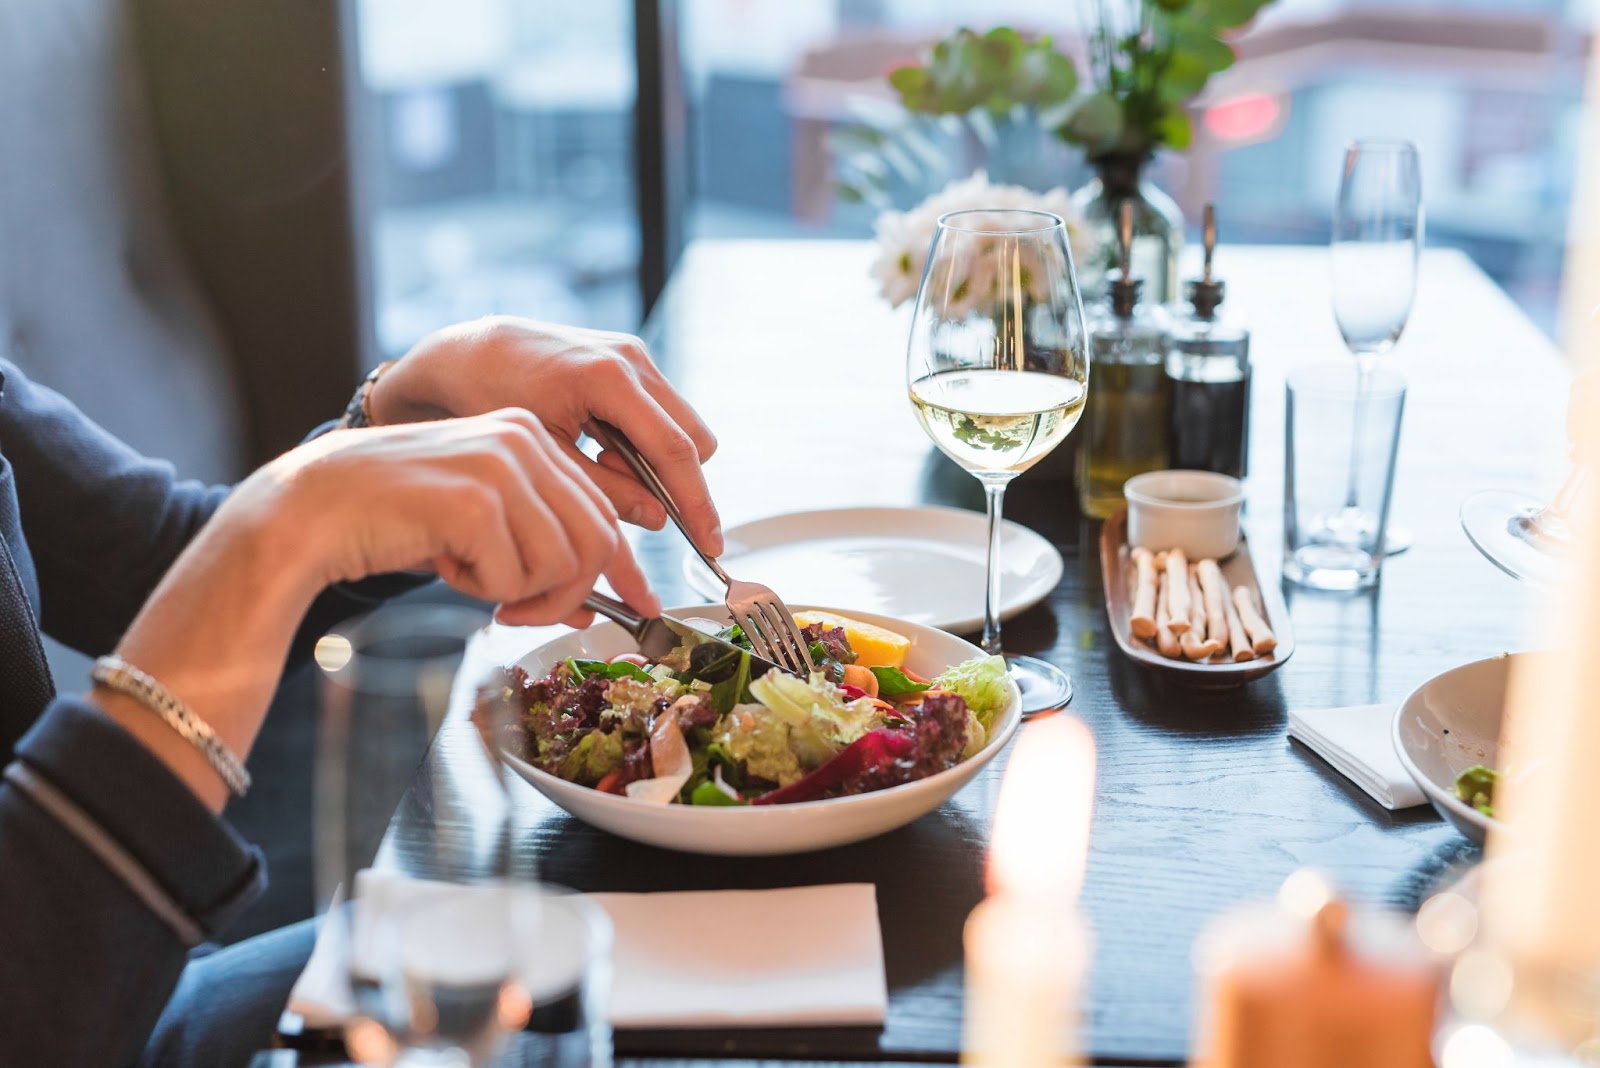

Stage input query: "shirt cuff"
[{"left": 13, "top": 699, "right": 264, "bottom": 940}]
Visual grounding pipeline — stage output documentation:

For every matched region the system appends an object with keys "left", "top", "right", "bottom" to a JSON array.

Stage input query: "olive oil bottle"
[{"left": 1077, "top": 202, "right": 1171, "bottom": 519}]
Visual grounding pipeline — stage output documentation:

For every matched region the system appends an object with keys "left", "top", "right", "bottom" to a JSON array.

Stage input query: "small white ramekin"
[{"left": 1123, "top": 470, "right": 1245, "bottom": 560}]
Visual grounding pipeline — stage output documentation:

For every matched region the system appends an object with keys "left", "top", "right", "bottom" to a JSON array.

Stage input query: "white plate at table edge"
[
  {"left": 681, "top": 506, "right": 1064, "bottom": 635},
  {"left": 499, "top": 604, "right": 1023, "bottom": 856}
]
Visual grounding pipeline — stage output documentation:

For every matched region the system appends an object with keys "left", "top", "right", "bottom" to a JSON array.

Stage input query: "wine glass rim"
[
  {"left": 1345, "top": 138, "right": 1418, "bottom": 155},
  {"left": 936, "top": 208, "right": 1065, "bottom": 234}
]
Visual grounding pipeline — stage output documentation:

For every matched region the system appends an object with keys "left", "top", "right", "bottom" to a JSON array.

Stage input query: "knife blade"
[{"left": 583, "top": 594, "right": 797, "bottom": 680}]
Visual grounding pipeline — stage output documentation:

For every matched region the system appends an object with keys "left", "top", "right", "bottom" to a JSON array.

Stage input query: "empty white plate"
[{"left": 682, "top": 506, "right": 1064, "bottom": 634}]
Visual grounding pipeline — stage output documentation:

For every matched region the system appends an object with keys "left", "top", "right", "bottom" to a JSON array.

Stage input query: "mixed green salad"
[
  {"left": 1454, "top": 764, "right": 1498, "bottom": 818},
  {"left": 507, "top": 615, "right": 1010, "bottom": 805}
]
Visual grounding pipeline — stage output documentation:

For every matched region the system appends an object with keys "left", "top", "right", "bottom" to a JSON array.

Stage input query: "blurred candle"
[
  {"left": 1481, "top": 369, "right": 1600, "bottom": 978},
  {"left": 962, "top": 716, "right": 1095, "bottom": 1067},
  {"left": 1471, "top": 364, "right": 1600, "bottom": 1060},
  {"left": 1191, "top": 872, "right": 1438, "bottom": 1068}
]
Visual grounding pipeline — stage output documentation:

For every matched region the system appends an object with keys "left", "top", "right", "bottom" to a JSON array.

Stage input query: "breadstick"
[
  {"left": 1187, "top": 571, "right": 1207, "bottom": 640},
  {"left": 1163, "top": 549, "right": 1191, "bottom": 635},
  {"left": 1220, "top": 579, "right": 1255, "bottom": 662},
  {"left": 1154, "top": 574, "right": 1182, "bottom": 658},
  {"left": 1232, "top": 585, "right": 1278, "bottom": 656},
  {"left": 1130, "top": 548, "right": 1158, "bottom": 639},
  {"left": 1154, "top": 550, "right": 1169, "bottom": 571},
  {"left": 1196, "top": 559, "right": 1230, "bottom": 648},
  {"left": 1179, "top": 575, "right": 1222, "bottom": 659}
]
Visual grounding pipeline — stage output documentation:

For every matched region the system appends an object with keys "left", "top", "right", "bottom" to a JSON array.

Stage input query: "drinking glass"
[
  {"left": 1284, "top": 363, "right": 1407, "bottom": 590},
  {"left": 906, "top": 208, "right": 1090, "bottom": 714},
  {"left": 1330, "top": 140, "right": 1422, "bottom": 555},
  {"left": 313, "top": 601, "right": 520, "bottom": 1067}
]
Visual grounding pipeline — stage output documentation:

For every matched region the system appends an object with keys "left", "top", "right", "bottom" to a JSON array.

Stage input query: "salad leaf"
[
  {"left": 715, "top": 703, "right": 805, "bottom": 786},
  {"left": 752, "top": 692, "right": 972, "bottom": 805},
  {"left": 801, "top": 623, "right": 858, "bottom": 665},
  {"left": 706, "top": 742, "right": 742, "bottom": 788},
  {"left": 871, "top": 666, "right": 931, "bottom": 698},
  {"left": 680, "top": 641, "right": 755, "bottom": 714},
  {"left": 567, "top": 657, "right": 654, "bottom": 684},
  {"left": 708, "top": 653, "right": 753, "bottom": 715},
  {"left": 690, "top": 781, "right": 745, "bottom": 806},
  {"left": 746, "top": 671, "right": 886, "bottom": 767},
  {"left": 933, "top": 655, "right": 1011, "bottom": 727},
  {"left": 555, "top": 730, "right": 626, "bottom": 785},
  {"left": 1455, "top": 765, "right": 1498, "bottom": 817},
  {"left": 600, "top": 678, "right": 666, "bottom": 737},
  {"left": 716, "top": 623, "right": 751, "bottom": 650}
]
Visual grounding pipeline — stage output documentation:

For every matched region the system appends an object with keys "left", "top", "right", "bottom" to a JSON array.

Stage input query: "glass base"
[
  {"left": 1384, "top": 522, "right": 1413, "bottom": 555},
  {"left": 1283, "top": 544, "right": 1380, "bottom": 591},
  {"left": 1460, "top": 489, "right": 1571, "bottom": 586},
  {"left": 1006, "top": 654, "right": 1073, "bottom": 717}
]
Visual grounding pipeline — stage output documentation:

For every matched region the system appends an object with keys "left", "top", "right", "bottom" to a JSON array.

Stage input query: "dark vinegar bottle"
[{"left": 1166, "top": 204, "right": 1250, "bottom": 478}]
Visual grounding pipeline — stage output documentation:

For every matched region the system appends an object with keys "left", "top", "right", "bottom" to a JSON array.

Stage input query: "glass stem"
[
  {"left": 981, "top": 479, "right": 1009, "bottom": 655},
  {"left": 1342, "top": 356, "right": 1376, "bottom": 512},
  {"left": 1545, "top": 463, "right": 1587, "bottom": 520}
]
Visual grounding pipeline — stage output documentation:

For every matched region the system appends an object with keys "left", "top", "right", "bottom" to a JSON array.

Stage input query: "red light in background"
[{"left": 1204, "top": 92, "right": 1285, "bottom": 144}]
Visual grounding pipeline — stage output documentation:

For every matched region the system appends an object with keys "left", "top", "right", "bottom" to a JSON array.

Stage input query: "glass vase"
[{"left": 1070, "top": 153, "right": 1184, "bottom": 305}]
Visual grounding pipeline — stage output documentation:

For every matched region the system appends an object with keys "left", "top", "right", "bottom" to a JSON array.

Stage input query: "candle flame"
[{"left": 987, "top": 715, "right": 1096, "bottom": 900}]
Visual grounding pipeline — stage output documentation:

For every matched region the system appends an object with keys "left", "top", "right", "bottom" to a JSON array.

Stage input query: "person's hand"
[
  {"left": 367, "top": 316, "right": 724, "bottom": 555},
  {"left": 242, "top": 409, "right": 658, "bottom": 627},
  {"left": 101, "top": 410, "right": 656, "bottom": 810}
]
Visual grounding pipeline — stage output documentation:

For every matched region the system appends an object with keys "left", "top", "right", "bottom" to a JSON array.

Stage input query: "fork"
[{"left": 587, "top": 420, "right": 817, "bottom": 676}]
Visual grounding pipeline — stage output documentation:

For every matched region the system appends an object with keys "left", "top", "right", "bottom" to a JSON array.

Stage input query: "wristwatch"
[{"left": 340, "top": 360, "right": 395, "bottom": 429}]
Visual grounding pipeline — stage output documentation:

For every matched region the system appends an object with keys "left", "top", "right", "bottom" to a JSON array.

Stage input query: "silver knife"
[{"left": 581, "top": 592, "right": 797, "bottom": 679}]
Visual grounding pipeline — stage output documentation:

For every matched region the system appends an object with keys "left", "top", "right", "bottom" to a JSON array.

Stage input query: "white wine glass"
[
  {"left": 907, "top": 208, "right": 1089, "bottom": 715},
  {"left": 1330, "top": 140, "right": 1422, "bottom": 555},
  {"left": 1461, "top": 371, "right": 1593, "bottom": 585},
  {"left": 1460, "top": 471, "right": 1582, "bottom": 586}
]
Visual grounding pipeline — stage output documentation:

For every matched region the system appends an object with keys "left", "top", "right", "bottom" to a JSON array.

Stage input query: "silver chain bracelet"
[{"left": 91, "top": 655, "right": 252, "bottom": 797}]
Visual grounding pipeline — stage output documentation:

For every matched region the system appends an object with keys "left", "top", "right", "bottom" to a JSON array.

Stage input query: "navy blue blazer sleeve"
[
  {"left": 0, "top": 360, "right": 426, "bottom": 1064},
  {"left": 0, "top": 700, "right": 265, "bottom": 1065},
  {"left": 0, "top": 359, "right": 423, "bottom": 660}
]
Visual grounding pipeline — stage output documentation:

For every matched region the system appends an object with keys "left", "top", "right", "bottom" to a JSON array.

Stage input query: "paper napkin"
[
  {"left": 287, "top": 877, "right": 887, "bottom": 1031},
  {"left": 1287, "top": 703, "right": 1427, "bottom": 810},
  {"left": 590, "top": 884, "right": 887, "bottom": 1028}
]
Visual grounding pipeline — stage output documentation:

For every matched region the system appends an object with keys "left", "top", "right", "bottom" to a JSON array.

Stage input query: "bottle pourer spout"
[
  {"left": 1118, "top": 200, "right": 1134, "bottom": 276},
  {"left": 1203, "top": 203, "right": 1217, "bottom": 285}
]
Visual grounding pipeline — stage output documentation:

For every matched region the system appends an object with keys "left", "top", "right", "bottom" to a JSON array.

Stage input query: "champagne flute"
[
  {"left": 907, "top": 208, "right": 1089, "bottom": 715},
  {"left": 1330, "top": 140, "right": 1422, "bottom": 554}
]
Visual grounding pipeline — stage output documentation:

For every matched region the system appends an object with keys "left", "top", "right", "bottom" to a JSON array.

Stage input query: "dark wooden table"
[{"left": 378, "top": 240, "right": 1568, "bottom": 1067}]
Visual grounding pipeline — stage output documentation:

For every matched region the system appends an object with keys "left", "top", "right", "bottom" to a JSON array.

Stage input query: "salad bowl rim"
[
  {"left": 500, "top": 602, "right": 1023, "bottom": 813},
  {"left": 1390, "top": 652, "right": 1509, "bottom": 838}
]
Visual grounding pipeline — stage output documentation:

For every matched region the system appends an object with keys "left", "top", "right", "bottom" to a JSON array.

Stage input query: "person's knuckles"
[
  {"left": 656, "top": 427, "right": 702, "bottom": 469},
  {"left": 614, "top": 334, "right": 652, "bottom": 366},
  {"left": 537, "top": 538, "right": 583, "bottom": 590}
]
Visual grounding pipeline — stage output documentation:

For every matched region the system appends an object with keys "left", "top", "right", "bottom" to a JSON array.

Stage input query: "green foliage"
[
  {"left": 868, "top": 666, "right": 931, "bottom": 699},
  {"left": 890, "top": 27, "right": 1077, "bottom": 117},
  {"left": 885, "top": 1, "right": 1273, "bottom": 158}
]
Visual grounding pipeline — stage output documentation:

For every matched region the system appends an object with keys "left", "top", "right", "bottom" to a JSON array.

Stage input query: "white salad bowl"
[
  {"left": 1392, "top": 653, "right": 1513, "bottom": 845},
  {"left": 500, "top": 604, "right": 1023, "bottom": 856}
]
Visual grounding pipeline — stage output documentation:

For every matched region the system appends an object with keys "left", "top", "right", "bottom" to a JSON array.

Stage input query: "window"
[{"left": 350, "top": 0, "right": 639, "bottom": 359}]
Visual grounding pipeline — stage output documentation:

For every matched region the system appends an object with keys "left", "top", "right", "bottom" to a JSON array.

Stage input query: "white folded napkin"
[
  {"left": 288, "top": 876, "right": 887, "bottom": 1031},
  {"left": 1287, "top": 703, "right": 1427, "bottom": 810},
  {"left": 590, "top": 884, "right": 887, "bottom": 1028}
]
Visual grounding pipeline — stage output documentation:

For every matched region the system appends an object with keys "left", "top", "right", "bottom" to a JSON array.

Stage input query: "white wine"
[{"left": 910, "top": 369, "right": 1087, "bottom": 475}]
